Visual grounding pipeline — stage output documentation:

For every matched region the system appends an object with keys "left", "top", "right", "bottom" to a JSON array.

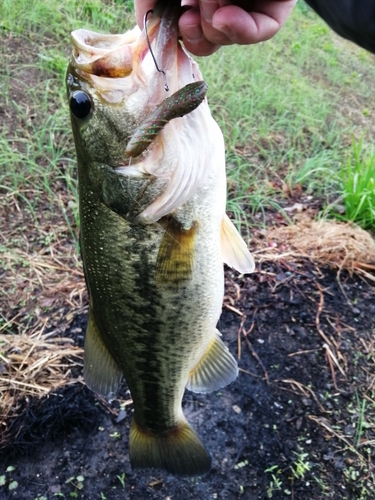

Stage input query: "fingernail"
[{"left": 213, "top": 23, "right": 235, "bottom": 40}]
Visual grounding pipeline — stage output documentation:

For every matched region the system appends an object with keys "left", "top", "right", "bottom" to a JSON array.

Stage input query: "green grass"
[
  {"left": 2, "top": 0, "right": 375, "bottom": 232},
  {"left": 338, "top": 139, "right": 375, "bottom": 228}
]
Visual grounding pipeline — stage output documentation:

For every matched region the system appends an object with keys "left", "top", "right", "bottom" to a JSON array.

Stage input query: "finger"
[
  {"left": 179, "top": 7, "right": 221, "bottom": 55},
  {"left": 212, "top": 0, "right": 297, "bottom": 44}
]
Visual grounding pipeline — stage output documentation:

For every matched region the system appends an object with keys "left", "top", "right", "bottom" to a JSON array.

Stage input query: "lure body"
[{"left": 126, "top": 81, "right": 208, "bottom": 157}]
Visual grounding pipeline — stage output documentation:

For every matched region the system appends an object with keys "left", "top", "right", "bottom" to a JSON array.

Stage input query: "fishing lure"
[{"left": 125, "top": 80, "right": 208, "bottom": 157}]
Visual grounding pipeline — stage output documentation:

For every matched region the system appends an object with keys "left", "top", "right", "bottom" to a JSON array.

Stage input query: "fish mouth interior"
[
  {"left": 70, "top": 1, "right": 180, "bottom": 81},
  {"left": 70, "top": 28, "right": 138, "bottom": 78}
]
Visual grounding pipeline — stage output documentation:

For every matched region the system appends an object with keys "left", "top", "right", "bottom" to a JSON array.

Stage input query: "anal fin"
[
  {"left": 221, "top": 214, "right": 255, "bottom": 274},
  {"left": 129, "top": 419, "right": 211, "bottom": 476},
  {"left": 84, "top": 309, "right": 123, "bottom": 400},
  {"left": 186, "top": 330, "right": 238, "bottom": 394}
]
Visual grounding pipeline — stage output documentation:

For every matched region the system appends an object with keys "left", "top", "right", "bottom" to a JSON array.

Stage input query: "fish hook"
[{"left": 144, "top": 10, "right": 169, "bottom": 92}]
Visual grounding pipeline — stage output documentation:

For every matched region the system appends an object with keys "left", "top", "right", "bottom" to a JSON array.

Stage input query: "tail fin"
[{"left": 129, "top": 419, "right": 211, "bottom": 476}]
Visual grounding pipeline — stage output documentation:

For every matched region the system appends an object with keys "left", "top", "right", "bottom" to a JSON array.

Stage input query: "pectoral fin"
[
  {"left": 84, "top": 309, "right": 123, "bottom": 400},
  {"left": 221, "top": 214, "right": 255, "bottom": 274},
  {"left": 156, "top": 217, "right": 196, "bottom": 286},
  {"left": 186, "top": 330, "right": 238, "bottom": 394}
]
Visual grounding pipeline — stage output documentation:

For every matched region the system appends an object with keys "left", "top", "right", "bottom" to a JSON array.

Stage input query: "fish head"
[
  {"left": 66, "top": 2, "right": 224, "bottom": 221},
  {"left": 66, "top": 3, "right": 197, "bottom": 167}
]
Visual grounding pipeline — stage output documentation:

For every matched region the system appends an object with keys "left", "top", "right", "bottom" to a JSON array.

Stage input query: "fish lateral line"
[{"left": 125, "top": 81, "right": 208, "bottom": 158}]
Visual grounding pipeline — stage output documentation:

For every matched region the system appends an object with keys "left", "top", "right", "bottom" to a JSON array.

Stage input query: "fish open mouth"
[
  {"left": 70, "top": 1, "right": 181, "bottom": 88},
  {"left": 67, "top": 1, "right": 213, "bottom": 224}
]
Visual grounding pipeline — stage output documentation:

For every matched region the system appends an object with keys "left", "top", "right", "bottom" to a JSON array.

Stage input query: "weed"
[
  {"left": 65, "top": 475, "right": 84, "bottom": 492},
  {"left": 8, "top": 481, "right": 18, "bottom": 491},
  {"left": 265, "top": 465, "right": 283, "bottom": 498},
  {"left": 0, "top": 466, "right": 18, "bottom": 492},
  {"left": 117, "top": 472, "right": 125, "bottom": 488},
  {"left": 337, "top": 139, "right": 375, "bottom": 228},
  {"left": 354, "top": 390, "right": 367, "bottom": 446},
  {"left": 290, "top": 451, "right": 311, "bottom": 480},
  {"left": 234, "top": 459, "right": 249, "bottom": 470}
]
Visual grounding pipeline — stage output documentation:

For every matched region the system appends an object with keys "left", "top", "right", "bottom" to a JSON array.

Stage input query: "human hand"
[{"left": 135, "top": 0, "right": 297, "bottom": 56}]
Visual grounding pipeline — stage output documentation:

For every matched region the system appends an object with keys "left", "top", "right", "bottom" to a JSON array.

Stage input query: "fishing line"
[{"left": 144, "top": 10, "right": 169, "bottom": 91}]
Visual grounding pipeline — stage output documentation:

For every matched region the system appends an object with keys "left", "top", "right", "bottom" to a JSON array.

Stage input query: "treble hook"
[{"left": 144, "top": 10, "right": 169, "bottom": 91}]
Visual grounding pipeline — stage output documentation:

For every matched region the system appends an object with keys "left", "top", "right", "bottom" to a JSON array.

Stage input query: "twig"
[
  {"left": 325, "top": 345, "right": 337, "bottom": 390},
  {"left": 278, "top": 379, "right": 327, "bottom": 413},
  {"left": 238, "top": 367, "right": 262, "bottom": 379},
  {"left": 308, "top": 415, "right": 364, "bottom": 461},
  {"left": 223, "top": 303, "right": 244, "bottom": 317},
  {"left": 242, "top": 332, "right": 268, "bottom": 382},
  {"left": 288, "top": 349, "right": 317, "bottom": 357},
  {"left": 324, "top": 343, "right": 346, "bottom": 379},
  {"left": 237, "top": 315, "right": 247, "bottom": 360},
  {"left": 315, "top": 283, "right": 332, "bottom": 346}
]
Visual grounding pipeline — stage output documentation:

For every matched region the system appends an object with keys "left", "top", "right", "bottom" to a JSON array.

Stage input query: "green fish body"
[{"left": 66, "top": 4, "right": 254, "bottom": 476}]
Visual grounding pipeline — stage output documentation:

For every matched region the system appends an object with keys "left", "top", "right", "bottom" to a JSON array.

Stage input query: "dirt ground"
[{"left": 1, "top": 261, "right": 375, "bottom": 500}]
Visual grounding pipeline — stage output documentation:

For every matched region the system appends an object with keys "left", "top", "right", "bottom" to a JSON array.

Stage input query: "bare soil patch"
[{"left": 1, "top": 261, "right": 375, "bottom": 499}]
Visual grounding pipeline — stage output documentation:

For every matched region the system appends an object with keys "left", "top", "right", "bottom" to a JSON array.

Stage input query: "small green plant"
[
  {"left": 234, "top": 459, "right": 249, "bottom": 470},
  {"left": 265, "top": 465, "right": 283, "bottom": 498},
  {"left": 8, "top": 481, "right": 18, "bottom": 491},
  {"left": 117, "top": 472, "right": 125, "bottom": 488},
  {"left": 290, "top": 451, "right": 311, "bottom": 480},
  {"left": 337, "top": 138, "right": 375, "bottom": 228},
  {"left": 0, "top": 466, "right": 17, "bottom": 491},
  {"left": 355, "top": 390, "right": 367, "bottom": 446},
  {"left": 65, "top": 475, "right": 84, "bottom": 492}
]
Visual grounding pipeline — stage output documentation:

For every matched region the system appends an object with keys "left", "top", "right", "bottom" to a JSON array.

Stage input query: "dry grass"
[
  {"left": 0, "top": 193, "right": 86, "bottom": 446},
  {"left": 253, "top": 216, "right": 375, "bottom": 281},
  {"left": 0, "top": 328, "right": 83, "bottom": 446},
  {"left": 0, "top": 194, "right": 87, "bottom": 336}
]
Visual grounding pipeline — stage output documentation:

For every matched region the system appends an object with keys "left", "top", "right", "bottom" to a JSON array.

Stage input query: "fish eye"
[{"left": 69, "top": 90, "right": 92, "bottom": 119}]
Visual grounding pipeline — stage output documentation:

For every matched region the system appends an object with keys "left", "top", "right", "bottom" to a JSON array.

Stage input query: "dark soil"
[{"left": 1, "top": 262, "right": 375, "bottom": 500}]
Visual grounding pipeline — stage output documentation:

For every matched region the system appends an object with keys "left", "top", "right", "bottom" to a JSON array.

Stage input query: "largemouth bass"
[{"left": 66, "top": 2, "right": 254, "bottom": 476}]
